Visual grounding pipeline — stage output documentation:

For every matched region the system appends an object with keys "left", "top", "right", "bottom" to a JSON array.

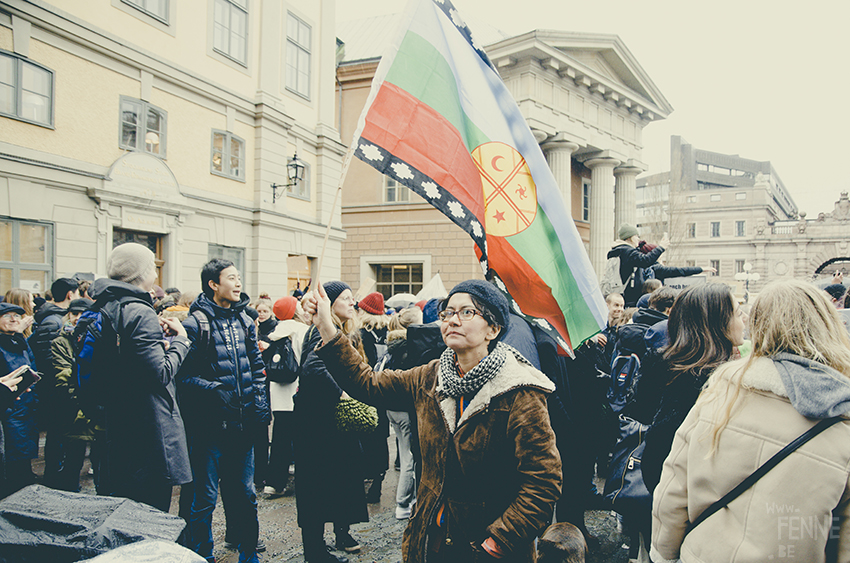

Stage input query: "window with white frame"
[
  {"left": 710, "top": 260, "right": 720, "bottom": 276},
  {"left": 119, "top": 96, "right": 166, "bottom": 157},
  {"left": 735, "top": 260, "right": 746, "bottom": 274},
  {"left": 213, "top": 0, "right": 248, "bottom": 65},
  {"left": 385, "top": 176, "right": 409, "bottom": 203},
  {"left": 686, "top": 195, "right": 696, "bottom": 203},
  {"left": 735, "top": 220, "right": 745, "bottom": 237},
  {"left": 0, "top": 51, "right": 54, "bottom": 127},
  {"left": 375, "top": 263, "right": 423, "bottom": 299},
  {"left": 211, "top": 130, "right": 245, "bottom": 181},
  {"left": 286, "top": 12, "right": 311, "bottom": 98},
  {"left": 122, "top": 0, "right": 168, "bottom": 22},
  {"left": 208, "top": 243, "right": 245, "bottom": 278},
  {"left": 687, "top": 223, "right": 696, "bottom": 238},
  {"left": 710, "top": 193, "right": 721, "bottom": 202},
  {"left": 582, "top": 179, "right": 591, "bottom": 221},
  {"left": 710, "top": 222, "right": 720, "bottom": 237},
  {"left": 0, "top": 217, "right": 54, "bottom": 295},
  {"left": 736, "top": 192, "right": 747, "bottom": 200}
]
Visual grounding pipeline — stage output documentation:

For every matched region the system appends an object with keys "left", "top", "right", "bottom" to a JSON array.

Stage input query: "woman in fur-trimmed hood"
[
  {"left": 303, "top": 279, "right": 562, "bottom": 563},
  {"left": 651, "top": 279, "right": 850, "bottom": 563}
]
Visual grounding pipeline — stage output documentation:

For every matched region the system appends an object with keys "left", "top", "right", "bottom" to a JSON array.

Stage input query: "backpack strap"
[{"left": 190, "top": 309, "right": 211, "bottom": 352}]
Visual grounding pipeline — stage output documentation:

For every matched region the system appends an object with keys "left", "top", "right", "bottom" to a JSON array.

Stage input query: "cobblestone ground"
[{"left": 34, "top": 434, "right": 634, "bottom": 562}]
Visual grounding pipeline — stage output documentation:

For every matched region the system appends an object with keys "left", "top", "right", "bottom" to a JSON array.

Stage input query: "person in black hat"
[
  {"left": 302, "top": 279, "right": 562, "bottom": 563},
  {"left": 0, "top": 301, "right": 39, "bottom": 496},
  {"left": 295, "top": 280, "right": 367, "bottom": 563}
]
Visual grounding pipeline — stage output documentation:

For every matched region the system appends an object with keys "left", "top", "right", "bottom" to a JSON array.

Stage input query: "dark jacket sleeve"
[
  {"left": 244, "top": 318, "right": 270, "bottom": 424},
  {"left": 29, "top": 314, "right": 62, "bottom": 370},
  {"left": 316, "top": 331, "right": 427, "bottom": 412},
  {"left": 622, "top": 245, "right": 665, "bottom": 270},
  {"left": 121, "top": 302, "right": 191, "bottom": 388},
  {"left": 651, "top": 265, "right": 703, "bottom": 281}
]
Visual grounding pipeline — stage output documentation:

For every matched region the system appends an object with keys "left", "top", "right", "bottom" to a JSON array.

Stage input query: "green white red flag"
[{"left": 350, "top": 0, "right": 607, "bottom": 354}]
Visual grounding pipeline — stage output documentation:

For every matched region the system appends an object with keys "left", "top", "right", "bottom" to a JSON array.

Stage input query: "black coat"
[
  {"left": 640, "top": 361, "right": 709, "bottom": 494},
  {"left": 607, "top": 243, "right": 665, "bottom": 306},
  {"left": 89, "top": 278, "right": 192, "bottom": 488},
  {"left": 294, "top": 326, "right": 368, "bottom": 527}
]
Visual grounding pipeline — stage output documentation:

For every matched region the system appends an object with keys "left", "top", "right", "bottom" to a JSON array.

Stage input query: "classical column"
[
  {"left": 585, "top": 158, "right": 621, "bottom": 276},
  {"left": 542, "top": 138, "right": 580, "bottom": 220},
  {"left": 614, "top": 165, "right": 642, "bottom": 231}
]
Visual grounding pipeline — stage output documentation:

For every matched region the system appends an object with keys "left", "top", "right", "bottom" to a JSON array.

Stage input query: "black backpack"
[
  {"left": 265, "top": 336, "right": 299, "bottom": 384},
  {"left": 607, "top": 321, "right": 651, "bottom": 414}
]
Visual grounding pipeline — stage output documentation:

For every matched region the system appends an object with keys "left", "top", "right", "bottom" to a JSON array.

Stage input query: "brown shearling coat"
[{"left": 317, "top": 332, "right": 562, "bottom": 563}]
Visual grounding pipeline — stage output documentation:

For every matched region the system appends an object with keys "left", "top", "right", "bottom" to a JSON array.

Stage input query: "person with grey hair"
[{"left": 86, "top": 242, "right": 192, "bottom": 511}]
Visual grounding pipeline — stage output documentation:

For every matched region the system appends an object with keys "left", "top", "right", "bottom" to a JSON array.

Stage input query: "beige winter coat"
[{"left": 651, "top": 356, "right": 850, "bottom": 563}]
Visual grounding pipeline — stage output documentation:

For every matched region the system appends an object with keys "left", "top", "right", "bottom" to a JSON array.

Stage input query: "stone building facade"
[
  {"left": 0, "top": 0, "right": 344, "bottom": 298},
  {"left": 336, "top": 18, "right": 672, "bottom": 295},
  {"left": 637, "top": 136, "right": 850, "bottom": 293}
]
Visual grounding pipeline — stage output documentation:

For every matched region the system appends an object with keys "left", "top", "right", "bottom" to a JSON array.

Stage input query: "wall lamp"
[{"left": 271, "top": 153, "right": 306, "bottom": 203}]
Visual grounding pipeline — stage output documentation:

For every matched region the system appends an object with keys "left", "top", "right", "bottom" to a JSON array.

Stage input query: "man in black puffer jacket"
[
  {"left": 606, "top": 224, "right": 669, "bottom": 307},
  {"left": 179, "top": 259, "right": 269, "bottom": 563}
]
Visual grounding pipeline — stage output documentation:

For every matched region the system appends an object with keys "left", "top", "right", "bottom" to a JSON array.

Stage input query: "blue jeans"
[{"left": 188, "top": 429, "right": 259, "bottom": 562}]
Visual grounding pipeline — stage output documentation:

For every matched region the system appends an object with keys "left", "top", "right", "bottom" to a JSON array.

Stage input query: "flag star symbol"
[
  {"left": 359, "top": 143, "right": 383, "bottom": 162},
  {"left": 557, "top": 337, "right": 568, "bottom": 350},
  {"left": 471, "top": 220, "right": 482, "bottom": 238},
  {"left": 449, "top": 9, "right": 465, "bottom": 28},
  {"left": 535, "top": 318, "right": 551, "bottom": 330},
  {"left": 493, "top": 210, "right": 506, "bottom": 223},
  {"left": 494, "top": 278, "right": 507, "bottom": 292},
  {"left": 448, "top": 201, "right": 465, "bottom": 219},
  {"left": 391, "top": 162, "right": 414, "bottom": 180},
  {"left": 480, "top": 258, "right": 488, "bottom": 271},
  {"left": 512, "top": 301, "right": 522, "bottom": 314},
  {"left": 422, "top": 181, "right": 440, "bottom": 199}
]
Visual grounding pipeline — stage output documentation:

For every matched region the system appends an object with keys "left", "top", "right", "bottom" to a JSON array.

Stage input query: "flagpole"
[{"left": 314, "top": 144, "right": 356, "bottom": 290}]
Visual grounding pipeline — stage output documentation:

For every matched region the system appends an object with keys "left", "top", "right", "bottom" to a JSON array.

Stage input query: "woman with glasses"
[
  {"left": 0, "top": 302, "right": 39, "bottom": 497},
  {"left": 302, "top": 279, "right": 561, "bottom": 563}
]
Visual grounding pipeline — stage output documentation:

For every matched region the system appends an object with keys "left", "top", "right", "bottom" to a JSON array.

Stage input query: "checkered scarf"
[{"left": 438, "top": 342, "right": 527, "bottom": 399}]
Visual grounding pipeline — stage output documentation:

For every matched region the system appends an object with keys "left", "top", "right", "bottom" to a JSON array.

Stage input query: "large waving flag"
[{"left": 350, "top": 0, "right": 607, "bottom": 354}]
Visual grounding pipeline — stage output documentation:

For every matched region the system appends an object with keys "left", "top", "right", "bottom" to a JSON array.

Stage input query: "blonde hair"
[
  {"left": 5, "top": 288, "right": 33, "bottom": 337},
  {"left": 358, "top": 308, "right": 391, "bottom": 331},
  {"left": 252, "top": 298, "right": 272, "bottom": 312},
  {"left": 387, "top": 306, "right": 423, "bottom": 342},
  {"left": 701, "top": 279, "right": 850, "bottom": 453}
]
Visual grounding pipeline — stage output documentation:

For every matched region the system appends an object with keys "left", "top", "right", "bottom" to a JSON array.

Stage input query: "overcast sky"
[{"left": 337, "top": 0, "right": 850, "bottom": 217}]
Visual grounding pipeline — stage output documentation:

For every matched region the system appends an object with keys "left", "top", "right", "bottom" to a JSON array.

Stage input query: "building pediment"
[{"left": 487, "top": 30, "right": 673, "bottom": 121}]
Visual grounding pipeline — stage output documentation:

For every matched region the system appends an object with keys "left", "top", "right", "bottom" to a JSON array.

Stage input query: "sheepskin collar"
[
  {"left": 714, "top": 356, "right": 789, "bottom": 398},
  {"left": 436, "top": 351, "right": 555, "bottom": 433}
]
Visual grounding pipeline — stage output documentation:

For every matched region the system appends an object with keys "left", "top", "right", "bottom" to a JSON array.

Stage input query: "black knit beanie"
[
  {"left": 323, "top": 281, "right": 351, "bottom": 305},
  {"left": 445, "top": 279, "right": 510, "bottom": 328}
]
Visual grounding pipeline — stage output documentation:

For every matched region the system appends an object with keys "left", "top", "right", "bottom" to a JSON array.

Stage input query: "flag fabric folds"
[{"left": 350, "top": 0, "right": 607, "bottom": 354}]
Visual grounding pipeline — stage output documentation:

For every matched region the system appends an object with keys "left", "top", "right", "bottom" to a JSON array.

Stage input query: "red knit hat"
[
  {"left": 358, "top": 292, "right": 385, "bottom": 315},
  {"left": 273, "top": 296, "right": 298, "bottom": 320},
  {"left": 414, "top": 300, "right": 427, "bottom": 311}
]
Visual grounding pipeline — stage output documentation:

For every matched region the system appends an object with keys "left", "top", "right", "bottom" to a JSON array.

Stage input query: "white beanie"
[{"left": 108, "top": 243, "right": 156, "bottom": 286}]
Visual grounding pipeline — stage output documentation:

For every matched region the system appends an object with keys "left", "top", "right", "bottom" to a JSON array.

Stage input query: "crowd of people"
[{"left": 1, "top": 224, "right": 850, "bottom": 563}]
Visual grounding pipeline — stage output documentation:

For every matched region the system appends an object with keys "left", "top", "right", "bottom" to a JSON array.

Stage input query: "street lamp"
[
  {"left": 271, "top": 153, "right": 306, "bottom": 203},
  {"left": 734, "top": 262, "right": 761, "bottom": 302}
]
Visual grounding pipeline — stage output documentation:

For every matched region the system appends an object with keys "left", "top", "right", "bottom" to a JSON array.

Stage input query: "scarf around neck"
[{"left": 438, "top": 341, "right": 528, "bottom": 399}]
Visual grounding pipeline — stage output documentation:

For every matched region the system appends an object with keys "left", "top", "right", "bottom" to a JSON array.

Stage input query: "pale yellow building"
[{"left": 0, "top": 0, "right": 344, "bottom": 298}]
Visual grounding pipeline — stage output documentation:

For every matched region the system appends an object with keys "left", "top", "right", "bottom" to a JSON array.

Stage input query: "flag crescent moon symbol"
[{"left": 491, "top": 155, "right": 505, "bottom": 172}]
